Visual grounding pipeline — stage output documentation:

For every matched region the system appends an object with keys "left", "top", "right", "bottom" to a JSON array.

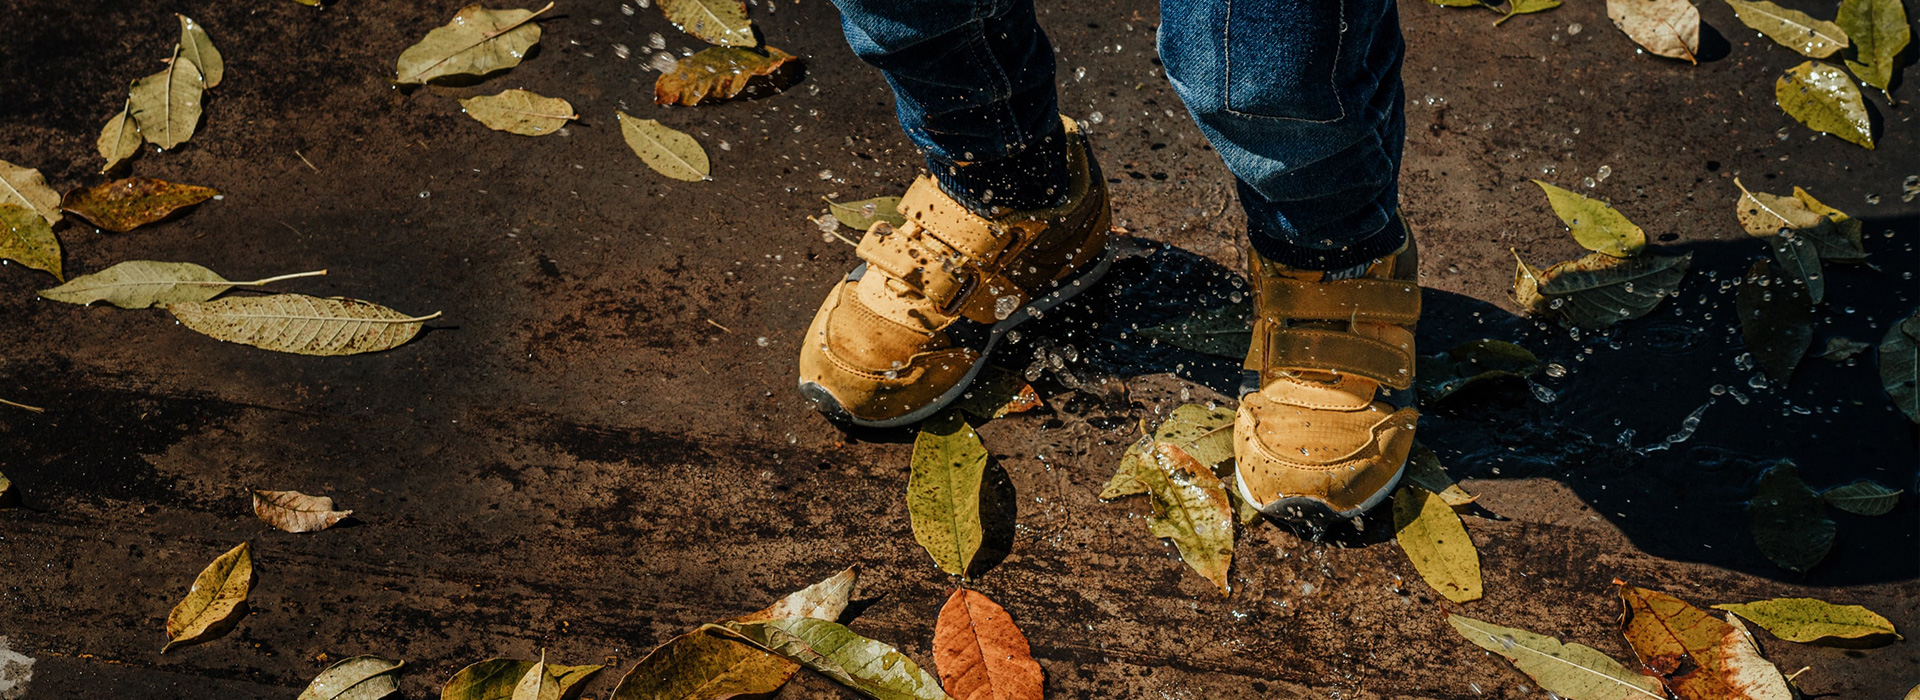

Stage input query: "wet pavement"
[{"left": 1, "top": 0, "right": 1916, "bottom": 698}]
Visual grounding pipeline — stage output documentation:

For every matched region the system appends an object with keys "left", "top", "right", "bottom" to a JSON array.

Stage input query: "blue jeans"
[{"left": 831, "top": 0, "right": 1408, "bottom": 270}]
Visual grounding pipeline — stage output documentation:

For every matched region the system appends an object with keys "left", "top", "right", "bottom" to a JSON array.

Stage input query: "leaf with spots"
[
  {"left": 1099, "top": 404, "right": 1236, "bottom": 500},
  {"left": 1532, "top": 180, "right": 1646, "bottom": 258},
  {"left": 1448, "top": 615, "right": 1665, "bottom": 700},
  {"left": 1617, "top": 584, "right": 1795, "bottom": 700},
  {"left": 296, "top": 655, "right": 404, "bottom": 700},
  {"left": 167, "top": 294, "right": 441, "bottom": 356},
  {"left": 61, "top": 177, "right": 219, "bottom": 232},
  {"left": 1836, "top": 0, "right": 1910, "bottom": 98},
  {"left": 655, "top": 46, "right": 797, "bottom": 106},
  {"left": 253, "top": 489, "right": 354, "bottom": 533},
  {"left": 1392, "top": 484, "right": 1481, "bottom": 603},
  {"left": 1775, "top": 61, "right": 1873, "bottom": 148},
  {"left": 1713, "top": 597, "right": 1900, "bottom": 644},
  {"left": 1496, "top": 0, "right": 1563, "bottom": 26},
  {"left": 441, "top": 655, "right": 601, "bottom": 700},
  {"left": 460, "top": 89, "right": 577, "bottom": 136},
  {"left": 1406, "top": 444, "right": 1476, "bottom": 507},
  {"left": 0, "top": 204, "right": 62, "bottom": 280},
  {"left": 658, "top": 0, "right": 756, "bottom": 47},
  {"left": 0, "top": 158, "right": 62, "bottom": 226},
  {"left": 1512, "top": 250, "right": 1690, "bottom": 329},
  {"left": 716, "top": 617, "right": 955, "bottom": 700},
  {"left": 1607, "top": 0, "right": 1701, "bottom": 63},
  {"left": 394, "top": 3, "right": 551, "bottom": 85},
  {"left": 908, "top": 410, "right": 986, "bottom": 576},
  {"left": 933, "top": 589, "right": 1044, "bottom": 700},
  {"left": 612, "top": 567, "right": 855, "bottom": 700},
  {"left": 1723, "top": 0, "right": 1849, "bottom": 58},
  {"left": 618, "top": 112, "right": 711, "bottom": 182},
  {"left": 163, "top": 541, "right": 252, "bottom": 652},
  {"left": 1790, "top": 187, "right": 1866, "bottom": 263},
  {"left": 1139, "top": 442, "right": 1236, "bottom": 594}
]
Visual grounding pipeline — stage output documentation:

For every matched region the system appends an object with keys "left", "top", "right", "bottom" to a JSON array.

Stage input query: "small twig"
[
  {"left": 294, "top": 150, "right": 319, "bottom": 172},
  {"left": 1785, "top": 666, "right": 1811, "bottom": 682},
  {"left": 279, "top": 221, "right": 303, "bottom": 236},
  {"left": 1, "top": 398, "right": 45, "bottom": 413},
  {"left": 706, "top": 319, "right": 733, "bottom": 333}
]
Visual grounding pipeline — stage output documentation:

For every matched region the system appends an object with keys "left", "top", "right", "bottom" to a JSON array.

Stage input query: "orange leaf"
[
  {"left": 654, "top": 46, "right": 797, "bottom": 106},
  {"left": 933, "top": 589, "right": 1044, "bottom": 700},
  {"left": 62, "top": 177, "right": 218, "bottom": 232},
  {"left": 1618, "top": 584, "right": 1793, "bottom": 700}
]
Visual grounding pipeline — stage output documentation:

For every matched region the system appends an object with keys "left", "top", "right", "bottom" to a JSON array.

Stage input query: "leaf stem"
[
  {"left": 1, "top": 398, "right": 46, "bottom": 413},
  {"left": 237, "top": 269, "right": 328, "bottom": 286}
]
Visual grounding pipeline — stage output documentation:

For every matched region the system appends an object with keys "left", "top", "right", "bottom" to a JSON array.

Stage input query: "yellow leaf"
[
  {"left": 907, "top": 410, "right": 986, "bottom": 576},
  {"left": 1713, "top": 597, "right": 1901, "bottom": 643},
  {"left": 617, "top": 112, "right": 711, "bottom": 182},
  {"left": 0, "top": 158, "right": 63, "bottom": 225},
  {"left": 97, "top": 102, "right": 142, "bottom": 174},
  {"left": 0, "top": 204, "right": 62, "bottom": 280},
  {"left": 1392, "top": 485, "right": 1481, "bottom": 603},
  {"left": 1775, "top": 61, "right": 1874, "bottom": 149},
  {"left": 459, "top": 89, "right": 577, "bottom": 136},
  {"left": 163, "top": 542, "right": 252, "bottom": 652},
  {"left": 658, "top": 0, "right": 755, "bottom": 47},
  {"left": 167, "top": 294, "right": 440, "bottom": 356},
  {"left": 394, "top": 3, "right": 551, "bottom": 85}
]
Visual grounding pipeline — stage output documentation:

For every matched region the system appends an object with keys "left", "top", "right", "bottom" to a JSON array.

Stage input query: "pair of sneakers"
[{"left": 796, "top": 117, "right": 1420, "bottom": 522}]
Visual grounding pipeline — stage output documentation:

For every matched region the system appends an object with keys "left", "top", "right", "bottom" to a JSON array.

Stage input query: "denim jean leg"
[
  {"left": 1159, "top": 0, "right": 1409, "bottom": 270},
  {"left": 831, "top": 0, "right": 1070, "bottom": 212}
]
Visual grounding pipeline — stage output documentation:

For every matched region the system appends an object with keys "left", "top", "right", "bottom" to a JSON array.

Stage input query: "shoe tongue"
[{"left": 856, "top": 271, "right": 948, "bottom": 332}]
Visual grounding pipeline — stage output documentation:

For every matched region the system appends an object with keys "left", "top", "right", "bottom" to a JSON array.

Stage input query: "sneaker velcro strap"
[
  {"left": 1260, "top": 277, "right": 1421, "bottom": 325},
  {"left": 1263, "top": 327, "right": 1415, "bottom": 390},
  {"left": 855, "top": 223, "right": 977, "bottom": 311},
  {"left": 899, "top": 176, "right": 1024, "bottom": 270}
]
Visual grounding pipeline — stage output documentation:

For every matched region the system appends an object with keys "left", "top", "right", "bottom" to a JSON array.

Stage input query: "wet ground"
[{"left": 2, "top": 0, "right": 1917, "bottom": 698}]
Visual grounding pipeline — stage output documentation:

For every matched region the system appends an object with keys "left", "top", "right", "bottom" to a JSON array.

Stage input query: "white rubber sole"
[
  {"left": 800, "top": 243, "right": 1119, "bottom": 429},
  {"left": 1234, "top": 456, "right": 1408, "bottom": 522}
]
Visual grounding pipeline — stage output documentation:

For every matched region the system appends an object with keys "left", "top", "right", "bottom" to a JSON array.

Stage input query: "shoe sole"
[
  {"left": 1233, "top": 456, "right": 1407, "bottom": 523},
  {"left": 800, "top": 242, "right": 1120, "bottom": 429}
]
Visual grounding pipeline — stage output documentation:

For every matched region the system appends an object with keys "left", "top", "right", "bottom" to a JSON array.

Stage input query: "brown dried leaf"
[
  {"left": 62, "top": 177, "right": 219, "bottom": 232},
  {"left": 1618, "top": 584, "right": 1794, "bottom": 700},
  {"left": 164, "top": 542, "right": 253, "bottom": 652},
  {"left": 654, "top": 46, "right": 797, "bottom": 106},
  {"left": 167, "top": 294, "right": 440, "bottom": 356},
  {"left": 253, "top": 489, "right": 353, "bottom": 533},
  {"left": 1607, "top": 0, "right": 1701, "bottom": 62},
  {"left": 933, "top": 589, "right": 1044, "bottom": 700}
]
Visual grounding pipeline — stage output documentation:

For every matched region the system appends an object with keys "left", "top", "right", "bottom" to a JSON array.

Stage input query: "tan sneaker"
[
  {"left": 1234, "top": 227, "right": 1420, "bottom": 521},
  {"left": 797, "top": 117, "right": 1113, "bottom": 427}
]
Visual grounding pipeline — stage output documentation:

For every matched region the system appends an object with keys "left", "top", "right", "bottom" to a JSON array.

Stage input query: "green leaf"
[
  {"left": 61, "top": 176, "right": 220, "bottom": 232},
  {"left": 394, "top": 3, "right": 550, "bottom": 85},
  {"left": 617, "top": 112, "right": 711, "bottom": 182},
  {"left": 1512, "top": 250, "right": 1691, "bottom": 329},
  {"left": 1407, "top": 444, "right": 1476, "bottom": 507},
  {"left": 1768, "top": 232, "right": 1824, "bottom": 305},
  {"left": 1531, "top": 180, "right": 1646, "bottom": 257},
  {"left": 825, "top": 196, "right": 906, "bottom": 231},
  {"left": 1880, "top": 310, "right": 1920, "bottom": 423},
  {"left": 1496, "top": 0, "right": 1563, "bottom": 26},
  {"left": 1606, "top": 0, "right": 1702, "bottom": 63},
  {"left": 0, "top": 158, "right": 63, "bottom": 225},
  {"left": 163, "top": 541, "right": 252, "bottom": 652},
  {"left": 907, "top": 410, "right": 985, "bottom": 576},
  {"left": 1140, "top": 442, "right": 1236, "bottom": 594},
  {"left": 128, "top": 50, "right": 205, "bottom": 150},
  {"left": 612, "top": 630, "right": 797, "bottom": 700},
  {"left": 1136, "top": 302, "right": 1253, "bottom": 358},
  {"left": 718, "top": 618, "right": 954, "bottom": 700},
  {"left": 1775, "top": 60, "right": 1874, "bottom": 148},
  {"left": 460, "top": 89, "right": 577, "bottom": 136},
  {"left": 1749, "top": 461, "right": 1834, "bottom": 573},
  {"left": 1415, "top": 338, "right": 1542, "bottom": 403},
  {"left": 1791, "top": 187, "right": 1867, "bottom": 262},
  {"left": 1714, "top": 598, "right": 1901, "bottom": 643},
  {"left": 97, "top": 103, "right": 142, "bottom": 174},
  {"left": 1736, "top": 260, "right": 1814, "bottom": 383},
  {"left": 0, "top": 204, "right": 62, "bottom": 280},
  {"left": 296, "top": 655, "right": 404, "bottom": 700},
  {"left": 41, "top": 261, "right": 324, "bottom": 309},
  {"left": 1821, "top": 480, "right": 1902, "bottom": 516},
  {"left": 441, "top": 657, "right": 600, "bottom": 700},
  {"left": 1392, "top": 485, "right": 1482, "bottom": 603},
  {"left": 1723, "top": 0, "right": 1849, "bottom": 57},
  {"left": 177, "top": 14, "right": 224, "bottom": 89},
  {"left": 1836, "top": 0, "right": 1910, "bottom": 96},
  {"left": 1100, "top": 404, "right": 1236, "bottom": 500},
  {"left": 658, "top": 0, "right": 756, "bottom": 47},
  {"left": 1448, "top": 615, "right": 1666, "bottom": 699}
]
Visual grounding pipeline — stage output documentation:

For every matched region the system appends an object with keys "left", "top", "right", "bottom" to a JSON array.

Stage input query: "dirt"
[{"left": 1, "top": 0, "right": 1915, "bottom": 698}]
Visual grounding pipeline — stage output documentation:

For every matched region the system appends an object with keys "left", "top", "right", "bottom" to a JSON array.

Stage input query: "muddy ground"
[{"left": 1, "top": 0, "right": 1916, "bottom": 698}]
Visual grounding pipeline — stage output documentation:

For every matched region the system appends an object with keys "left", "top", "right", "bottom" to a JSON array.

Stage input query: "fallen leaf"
[
  {"left": 1137, "top": 302, "right": 1252, "bottom": 358},
  {"left": 296, "top": 655, "right": 404, "bottom": 700},
  {"left": 1736, "top": 260, "right": 1813, "bottom": 383},
  {"left": 39, "top": 261, "right": 325, "bottom": 309},
  {"left": 459, "top": 89, "right": 577, "bottom": 136},
  {"left": 1713, "top": 597, "right": 1901, "bottom": 643},
  {"left": 612, "top": 631, "right": 797, "bottom": 700},
  {"left": 1768, "top": 232, "right": 1824, "bottom": 305},
  {"left": 1880, "top": 310, "right": 1920, "bottom": 423},
  {"left": 1225, "top": 487, "right": 1265, "bottom": 526},
  {"left": 1723, "top": 0, "right": 1849, "bottom": 57},
  {"left": 717, "top": 618, "right": 954, "bottom": 700},
  {"left": 1429, "top": 0, "right": 1491, "bottom": 6},
  {"left": 253, "top": 489, "right": 353, "bottom": 533},
  {"left": 933, "top": 589, "right": 1044, "bottom": 700},
  {"left": 1749, "top": 461, "right": 1834, "bottom": 573},
  {"left": 617, "top": 112, "right": 710, "bottom": 182},
  {"left": 825, "top": 195, "right": 906, "bottom": 231},
  {"left": 1908, "top": 682, "right": 1919, "bottom": 700},
  {"left": 1101, "top": 404, "right": 1238, "bottom": 500},
  {"left": 1790, "top": 187, "right": 1867, "bottom": 262},
  {"left": 0, "top": 158, "right": 63, "bottom": 225},
  {"left": 129, "top": 50, "right": 205, "bottom": 150},
  {"left": 442, "top": 657, "right": 601, "bottom": 700},
  {"left": 1416, "top": 338, "right": 1542, "bottom": 403},
  {"left": 1734, "top": 178, "right": 1827, "bottom": 237},
  {"left": 163, "top": 541, "right": 252, "bottom": 652},
  {"left": 1618, "top": 585, "right": 1795, "bottom": 700},
  {"left": 1497, "top": 0, "right": 1563, "bottom": 25},
  {"left": 658, "top": 0, "right": 756, "bottom": 47},
  {"left": 1407, "top": 444, "right": 1476, "bottom": 507},
  {"left": 61, "top": 177, "right": 219, "bottom": 232},
  {"left": 908, "top": 410, "right": 986, "bottom": 576},
  {"left": 178, "top": 14, "right": 225, "bottom": 89},
  {"left": 655, "top": 46, "right": 797, "bottom": 106},
  {"left": 1448, "top": 615, "right": 1666, "bottom": 700},
  {"left": 1776, "top": 61, "right": 1874, "bottom": 149},
  {"left": 394, "top": 3, "right": 552, "bottom": 85},
  {"left": 0, "top": 204, "right": 62, "bottom": 280},
  {"left": 735, "top": 566, "right": 858, "bottom": 623},
  {"left": 1100, "top": 434, "right": 1155, "bottom": 500},
  {"left": 952, "top": 367, "right": 1044, "bottom": 420},
  {"left": 1533, "top": 180, "right": 1647, "bottom": 257},
  {"left": 1822, "top": 479, "right": 1902, "bottom": 515},
  {"left": 1607, "top": 0, "right": 1701, "bottom": 62},
  {"left": 1835, "top": 0, "right": 1910, "bottom": 97},
  {"left": 1141, "top": 442, "right": 1236, "bottom": 594},
  {"left": 0, "top": 471, "right": 15, "bottom": 506},
  {"left": 1392, "top": 484, "right": 1482, "bottom": 603},
  {"left": 1815, "top": 337, "right": 1871, "bottom": 361},
  {"left": 167, "top": 294, "right": 441, "bottom": 356},
  {"left": 1513, "top": 250, "right": 1690, "bottom": 329},
  {"left": 97, "top": 102, "right": 142, "bottom": 174}
]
